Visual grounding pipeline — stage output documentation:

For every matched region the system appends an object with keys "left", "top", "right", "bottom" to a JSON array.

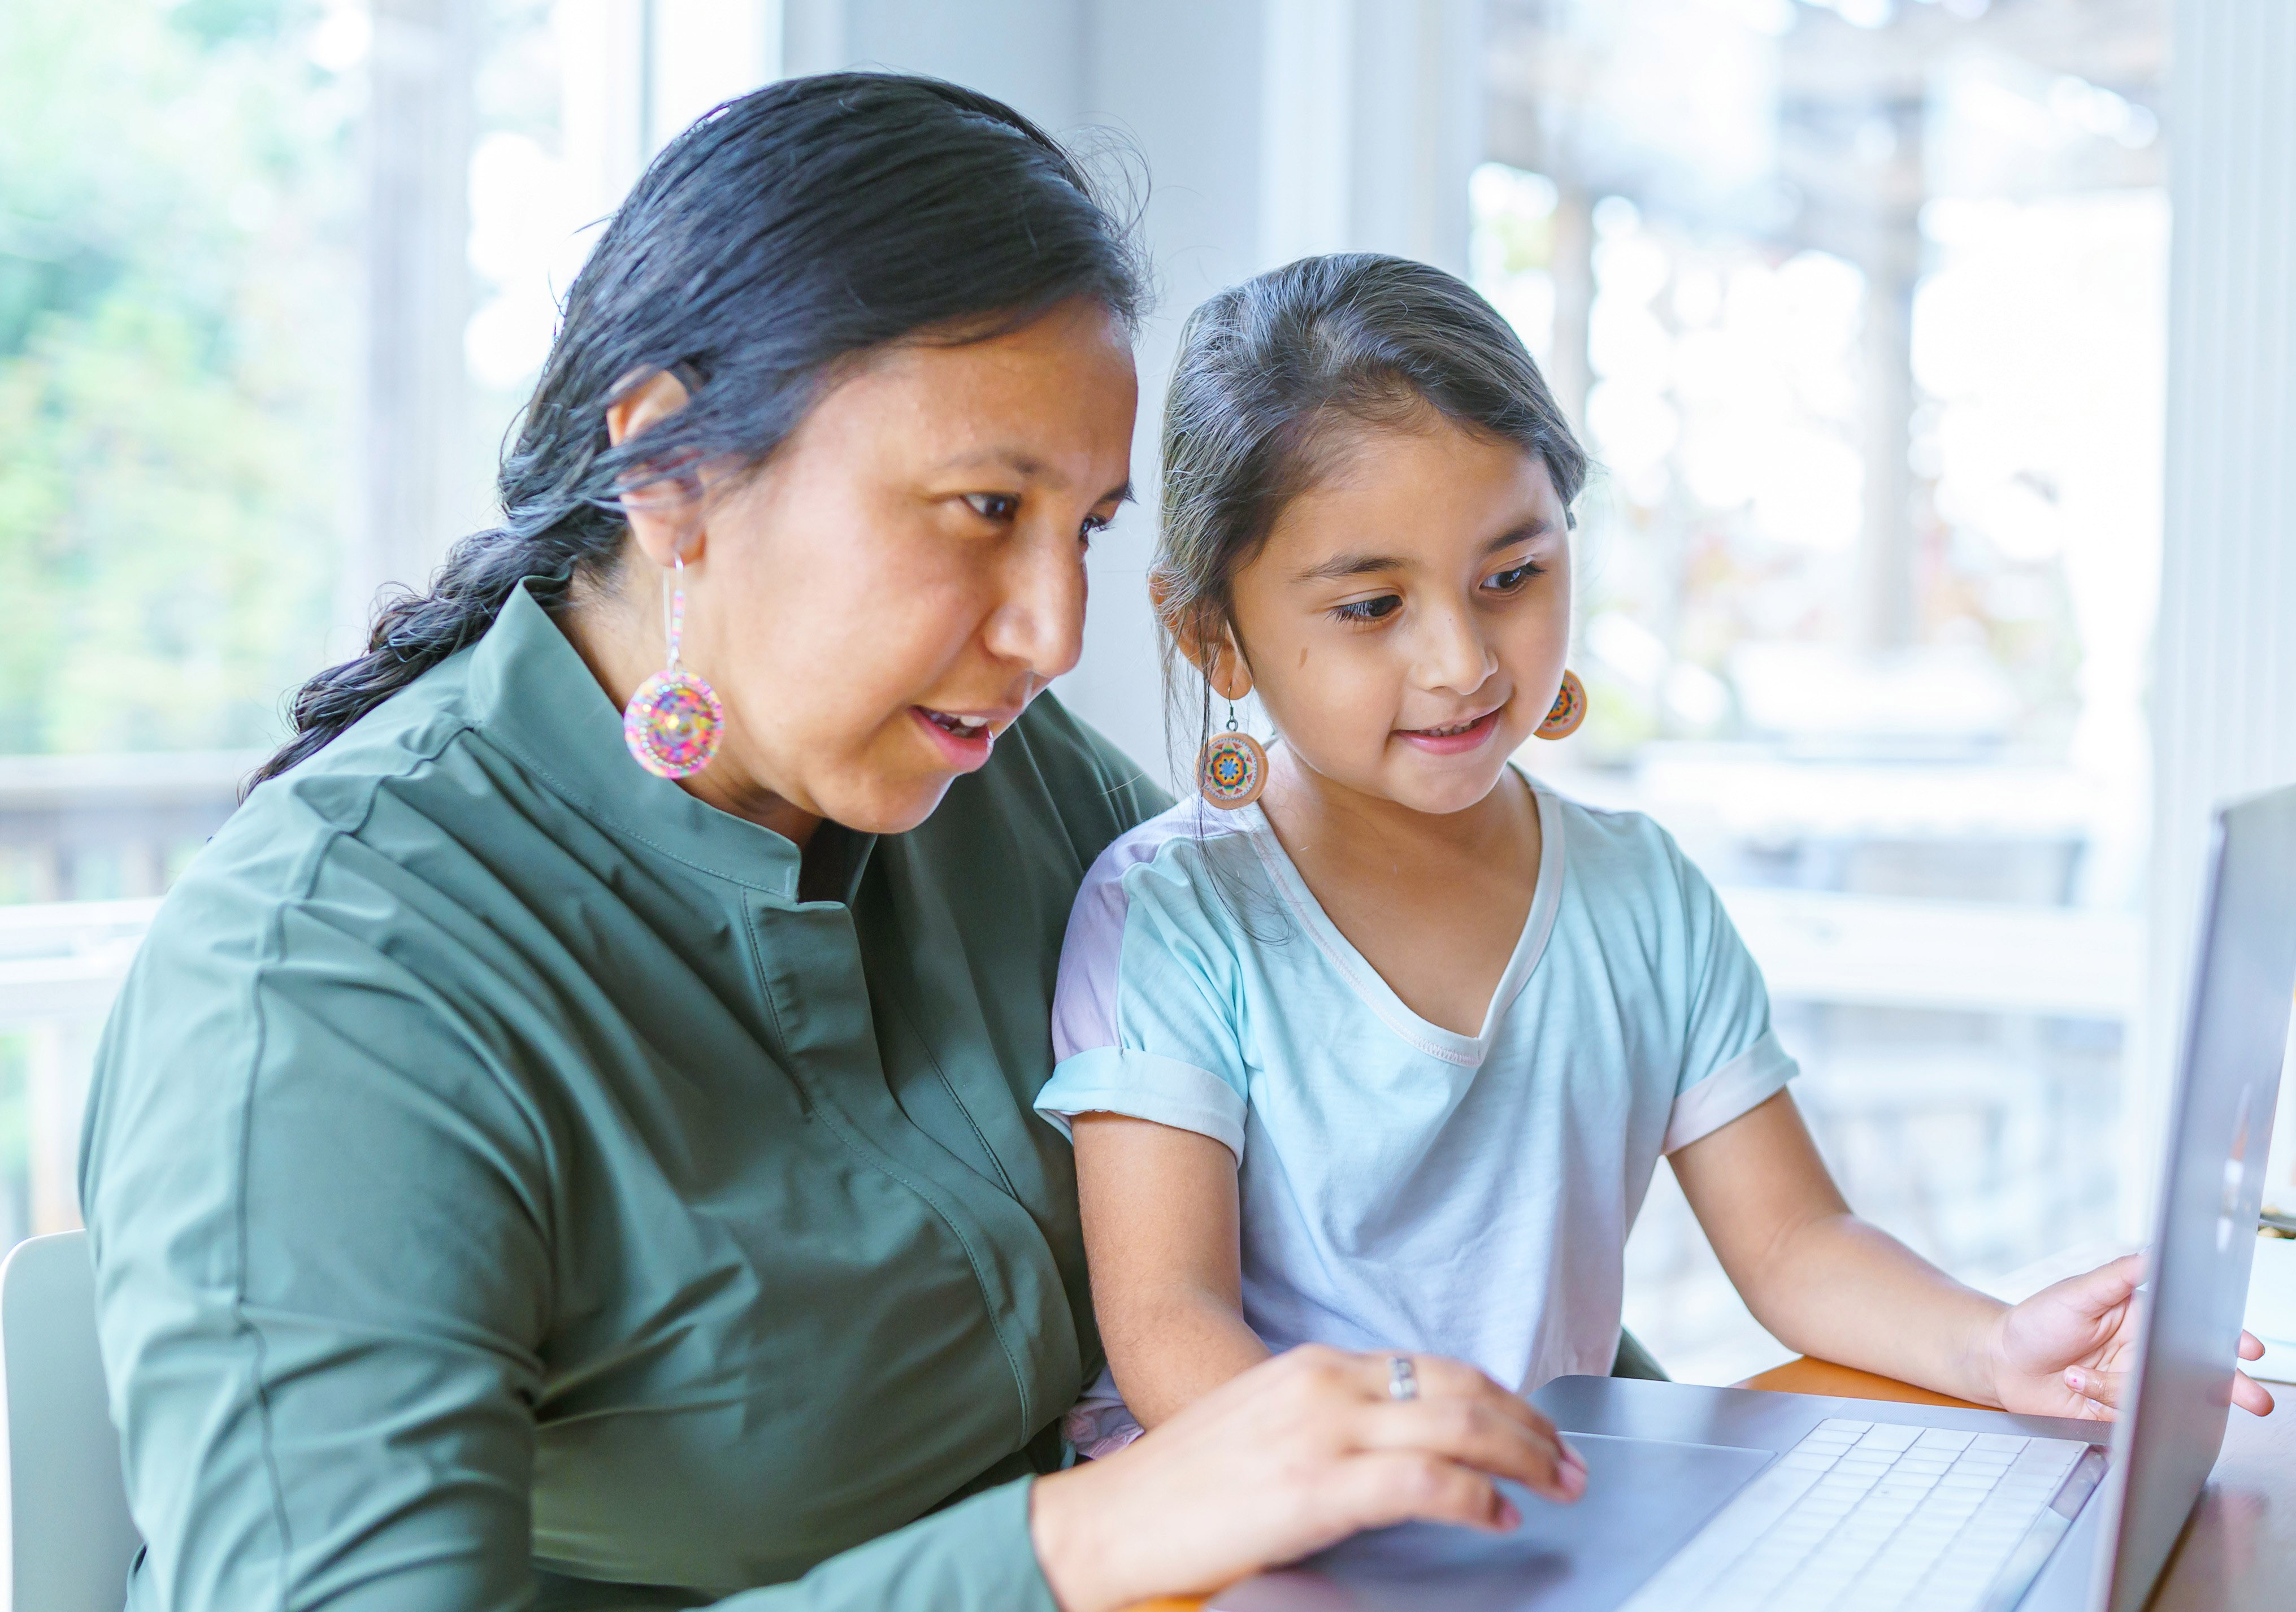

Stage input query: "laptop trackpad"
[{"left": 1217, "top": 1432, "right": 1776, "bottom": 1611}]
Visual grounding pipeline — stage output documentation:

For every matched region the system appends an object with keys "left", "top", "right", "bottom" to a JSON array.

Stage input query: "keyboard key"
[
  {"left": 1857, "top": 1422, "right": 1924, "bottom": 1450},
  {"left": 1915, "top": 1428, "right": 1977, "bottom": 1450},
  {"left": 1614, "top": 1422, "right": 2091, "bottom": 1612}
]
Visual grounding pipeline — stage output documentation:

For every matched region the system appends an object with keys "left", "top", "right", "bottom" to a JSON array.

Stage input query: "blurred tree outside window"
[{"left": 0, "top": 0, "right": 356, "bottom": 760}]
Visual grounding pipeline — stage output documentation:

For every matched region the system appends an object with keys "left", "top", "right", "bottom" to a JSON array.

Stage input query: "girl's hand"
[
  {"left": 1028, "top": 1344, "right": 1586, "bottom": 1612},
  {"left": 1985, "top": 1252, "right": 2276, "bottom": 1420}
]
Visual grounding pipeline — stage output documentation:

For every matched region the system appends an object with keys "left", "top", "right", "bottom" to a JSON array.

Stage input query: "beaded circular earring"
[
  {"left": 1535, "top": 670, "right": 1587, "bottom": 740},
  {"left": 1197, "top": 705, "right": 1268, "bottom": 809},
  {"left": 622, "top": 554, "right": 725, "bottom": 779}
]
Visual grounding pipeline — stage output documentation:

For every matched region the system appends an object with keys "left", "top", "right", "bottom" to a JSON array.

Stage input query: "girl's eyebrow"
[
  {"left": 1294, "top": 549, "right": 1405, "bottom": 583},
  {"left": 1291, "top": 518, "right": 1556, "bottom": 584}
]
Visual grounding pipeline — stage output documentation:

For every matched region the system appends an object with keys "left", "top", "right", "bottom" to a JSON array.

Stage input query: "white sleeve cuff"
[
  {"left": 1663, "top": 1029, "right": 1799, "bottom": 1154},
  {"left": 1032, "top": 1046, "right": 1248, "bottom": 1164}
]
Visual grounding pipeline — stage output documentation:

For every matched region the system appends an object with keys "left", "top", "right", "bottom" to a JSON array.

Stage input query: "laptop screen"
[{"left": 2099, "top": 784, "right": 2296, "bottom": 1612}]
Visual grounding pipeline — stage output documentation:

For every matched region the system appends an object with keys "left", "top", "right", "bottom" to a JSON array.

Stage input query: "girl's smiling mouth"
[{"left": 1395, "top": 706, "right": 1504, "bottom": 754}]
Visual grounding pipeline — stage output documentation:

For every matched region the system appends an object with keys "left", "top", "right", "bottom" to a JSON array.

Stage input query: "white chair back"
[{"left": 0, "top": 1231, "right": 139, "bottom": 1612}]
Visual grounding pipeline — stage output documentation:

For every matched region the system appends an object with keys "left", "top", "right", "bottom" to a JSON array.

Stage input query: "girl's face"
[
  {"left": 1221, "top": 414, "right": 1572, "bottom": 818},
  {"left": 605, "top": 296, "right": 1138, "bottom": 839}
]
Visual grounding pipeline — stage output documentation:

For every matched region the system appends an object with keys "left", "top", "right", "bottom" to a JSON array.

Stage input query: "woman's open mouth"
[
  {"left": 1396, "top": 707, "right": 1502, "bottom": 755},
  {"left": 912, "top": 706, "right": 999, "bottom": 769}
]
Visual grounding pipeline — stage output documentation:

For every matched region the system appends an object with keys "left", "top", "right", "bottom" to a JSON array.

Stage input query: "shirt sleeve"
[
  {"left": 1034, "top": 836, "right": 1252, "bottom": 1163},
  {"left": 81, "top": 887, "right": 1057, "bottom": 1612},
  {"left": 1660, "top": 842, "right": 1799, "bottom": 1154}
]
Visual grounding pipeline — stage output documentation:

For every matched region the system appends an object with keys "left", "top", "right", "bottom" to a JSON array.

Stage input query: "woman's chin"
[{"left": 813, "top": 770, "right": 964, "bottom": 838}]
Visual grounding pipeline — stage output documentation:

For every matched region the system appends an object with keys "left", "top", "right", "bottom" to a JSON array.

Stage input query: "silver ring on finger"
[{"left": 1387, "top": 1354, "right": 1419, "bottom": 1402}]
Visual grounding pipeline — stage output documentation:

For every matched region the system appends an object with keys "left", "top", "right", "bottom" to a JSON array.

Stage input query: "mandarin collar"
[{"left": 465, "top": 581, "right": 811, "bottom": 902}]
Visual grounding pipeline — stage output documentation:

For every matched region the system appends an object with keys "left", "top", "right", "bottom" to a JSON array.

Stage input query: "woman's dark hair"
[
  {"left": 257, "top": 72, "right": 1145, "bottom": 785},
  {"left": 1152, "top": 252, "right": 1587, "bottom": 771}
]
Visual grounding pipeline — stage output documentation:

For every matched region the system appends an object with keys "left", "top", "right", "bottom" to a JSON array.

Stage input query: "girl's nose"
[{"left": 1414, "top": 602, "right": 1499, "bottom": 696}]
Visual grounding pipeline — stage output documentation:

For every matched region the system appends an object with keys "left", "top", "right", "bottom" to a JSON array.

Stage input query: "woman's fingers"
[
  {"left": 1354, "top": 1396, "right": 1586, "bottom": 1503},
  {"left": 1357, "top": 1351, "right": 1574, "bottom": 1442}
]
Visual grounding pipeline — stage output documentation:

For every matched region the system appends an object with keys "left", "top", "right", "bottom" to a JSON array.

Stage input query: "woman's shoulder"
[{"left": 137, "top": 649, "right": 532, "bottom": 996}]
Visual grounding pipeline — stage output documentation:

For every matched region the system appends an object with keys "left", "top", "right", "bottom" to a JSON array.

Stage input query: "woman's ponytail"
[{"left": 253, "top": 72, "right": 1144, "bottom": 787}]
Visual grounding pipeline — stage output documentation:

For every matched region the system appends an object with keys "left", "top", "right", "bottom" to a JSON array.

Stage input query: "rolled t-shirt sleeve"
[
  {"left": 1036, "top": 832, "right": 1251, "bottom": 1163},
  {"left": 1661, "top": 846, "right": 1799, "bottom": 1154}
]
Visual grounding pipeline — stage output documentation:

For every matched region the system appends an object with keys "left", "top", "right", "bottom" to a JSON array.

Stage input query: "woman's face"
[{"left": 611, "top": 297, "right": 1138, "bottom": 839}]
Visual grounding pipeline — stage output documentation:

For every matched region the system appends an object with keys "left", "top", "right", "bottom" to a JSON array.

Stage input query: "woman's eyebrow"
[
  {"left": 934, "top": 453, "right": 1131, "bottom": 508},
  {"left": 940, "top": 446, "right": 1054, "bottom": 481}
]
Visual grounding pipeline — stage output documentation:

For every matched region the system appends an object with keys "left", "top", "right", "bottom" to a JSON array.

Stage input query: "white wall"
[{"left": 2136, "top": 0, "right": 2296, "bottom": 1231}]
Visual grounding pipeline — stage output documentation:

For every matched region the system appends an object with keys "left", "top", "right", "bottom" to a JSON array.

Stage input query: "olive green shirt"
[{"left": 79, "top": 583, "right": 1166, "bottom": 1610}]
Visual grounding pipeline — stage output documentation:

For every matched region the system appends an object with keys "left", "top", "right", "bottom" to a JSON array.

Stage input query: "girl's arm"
[
  {"left": 1671, "top": 1091, "right": 2274, "bottom": 1418},
  {"left": 1072, "top": 1112, "right": 1271, "bottom": 1427}
]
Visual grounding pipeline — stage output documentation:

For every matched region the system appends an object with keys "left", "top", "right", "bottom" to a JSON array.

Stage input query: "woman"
[{"left": 79, "top": 76, "right": 1583, "bottom": 1612}]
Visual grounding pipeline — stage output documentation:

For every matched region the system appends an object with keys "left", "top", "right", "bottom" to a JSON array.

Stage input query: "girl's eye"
[
  {"left": 1484, "top": 561, "right": 1542, "bottom": 593},
  {"left": 964, "top": 493, "right": 1021, "bottom": 522},
  {"left": 1333, "top": 594, "right": 1402, "bottom": 624}
]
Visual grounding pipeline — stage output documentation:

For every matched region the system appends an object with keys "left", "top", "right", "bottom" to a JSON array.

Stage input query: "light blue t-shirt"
[{"left": 1034, "top": 776, "right": 1795, "bottom": 1429}]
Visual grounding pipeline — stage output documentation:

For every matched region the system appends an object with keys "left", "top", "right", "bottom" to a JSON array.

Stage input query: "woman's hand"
[
  {"left": 1985, "top": 1252, "right": 2276, "bottom": 1420},
  {"left": 1027, "top": 1345, "right": 1585, "bottom": 1612}
]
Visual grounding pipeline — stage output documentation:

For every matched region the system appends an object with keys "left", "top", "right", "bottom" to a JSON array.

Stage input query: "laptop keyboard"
[{"left": 1616, "top": 1418, "right": 2103, "bottom": 1612}]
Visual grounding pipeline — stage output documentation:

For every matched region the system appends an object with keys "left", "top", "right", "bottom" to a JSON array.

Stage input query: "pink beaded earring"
[{"left": 622, "top": 553, "right": 724, "bottom": 779}]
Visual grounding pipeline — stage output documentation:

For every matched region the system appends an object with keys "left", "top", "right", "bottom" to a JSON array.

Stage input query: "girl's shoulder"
[
  {"left": 1064, "top": 798, "right": 1282, "bottom": 958},
  {"left": 1529, "top": 778, "right": 1734, "bottom": 945}
]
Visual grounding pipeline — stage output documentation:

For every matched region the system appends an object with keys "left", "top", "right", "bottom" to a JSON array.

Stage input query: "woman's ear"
[{"left": 605, "top": 369, "right": 702, "bottom": 568}]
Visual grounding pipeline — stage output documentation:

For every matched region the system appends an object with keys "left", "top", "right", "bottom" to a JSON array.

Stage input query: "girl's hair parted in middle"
[{"left": 1152, "top": 251, "right": 1589, "bottom": 770}]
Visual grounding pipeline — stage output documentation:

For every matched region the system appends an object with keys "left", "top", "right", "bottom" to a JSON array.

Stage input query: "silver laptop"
[{"left": 1212, "top": 783, "right": 2296, "bottom": 1612}]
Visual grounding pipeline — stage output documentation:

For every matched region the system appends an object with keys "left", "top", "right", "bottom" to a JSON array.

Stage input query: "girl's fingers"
[
  {"left": 2238, "top": 1329, "right": 2265, "bottom": 1361},
  {"left": 1353, "top": 1397, "right": 1586, "bottom": 1503},
  {"left": 2063, "top": 1365, "right": 2124, "bottom": 1410},
  {"left": 2231, "top": 1370, "right": 2277, "bottom": 1418}
]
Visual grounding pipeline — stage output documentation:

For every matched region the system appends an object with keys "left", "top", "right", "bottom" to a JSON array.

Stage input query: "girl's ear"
[
  {"left": 1161, "top": 594, "right": 1254, "bottom": 703},
  {"left": 1203, "top": 631, "right": 1253, "bottom": 703}
]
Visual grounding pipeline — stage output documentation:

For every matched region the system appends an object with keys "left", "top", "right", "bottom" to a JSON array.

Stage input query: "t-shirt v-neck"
[{"left": 1236, "top": 777, "right": 1565, "bottom": 1067}]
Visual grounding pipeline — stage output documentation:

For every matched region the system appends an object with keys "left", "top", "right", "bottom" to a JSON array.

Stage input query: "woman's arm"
[
  {"left": 1671, "top": 1090, "right": 2273, "bottom": 1418},
  {"left": 1072, "top": 1113, "right": 1271, "bottom": 1426}
]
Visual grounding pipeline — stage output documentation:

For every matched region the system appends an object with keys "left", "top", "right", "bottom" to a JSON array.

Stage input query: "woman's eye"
[
  {"left": 1333, "top": 594, "right": 1402, "bottom": 624},
  {"left": 1079, "top": 512, "right": 1110, "bottom": 546},
  {"left": 964, "top": 493, "right": 1021, "bottom": 522},
  {"left": 1484, "top": 562, "right": 1542, "bottom": 593}
]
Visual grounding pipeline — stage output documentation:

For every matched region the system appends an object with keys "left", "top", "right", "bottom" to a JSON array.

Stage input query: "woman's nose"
[{"left": 983, "top": 529, "right": 1088, "bottom": 683}]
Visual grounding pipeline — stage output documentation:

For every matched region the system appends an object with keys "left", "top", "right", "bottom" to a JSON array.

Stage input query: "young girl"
[{"left": 1034, "top": 253, "right": 2270, "bottom": 1462}]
